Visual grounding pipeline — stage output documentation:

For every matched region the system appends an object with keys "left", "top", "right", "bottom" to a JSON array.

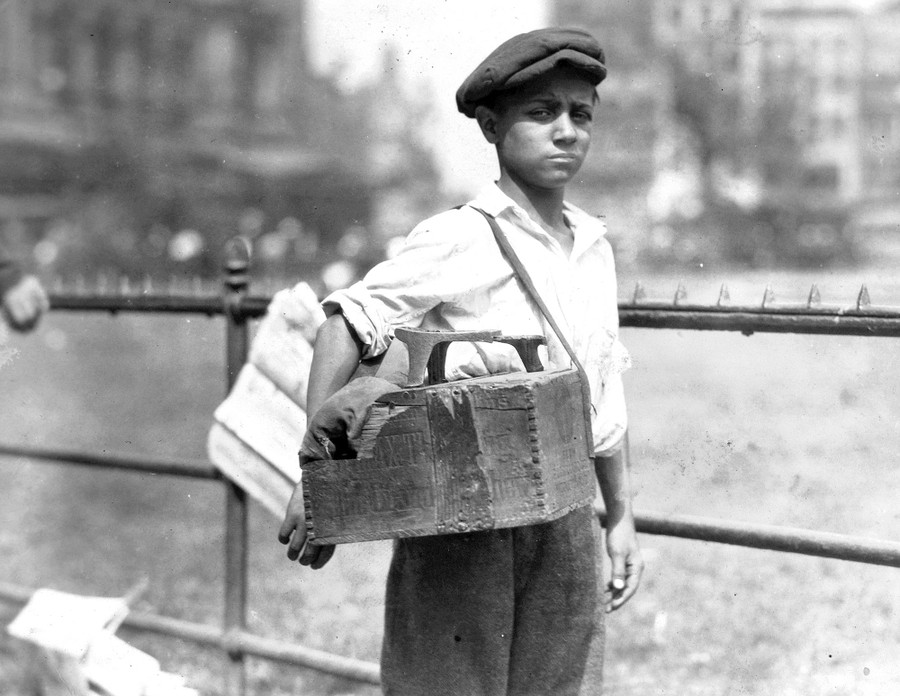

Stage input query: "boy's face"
[{"left": 478, "top": 68, "right": 596, "bottom": 191}]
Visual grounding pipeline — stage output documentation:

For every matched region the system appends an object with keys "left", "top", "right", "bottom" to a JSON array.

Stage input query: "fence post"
[{"left": 223, "top": 237, "right": 252, "bottom": 696}]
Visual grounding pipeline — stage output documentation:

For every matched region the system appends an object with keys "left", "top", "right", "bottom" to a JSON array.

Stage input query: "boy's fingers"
[
  {"left": 610, "top": 554, "right": 627, "bottom": 590},
  {"left": 286, "top": 530, "right": 308, "bottom": 561},
  {"left": 610, "top": 579, "right": 637, "bottom": 609},
  {"left": 277, "top": 520, "right": 294, "bottom": 545},
  {"left": 606, "top": 557, "right": 643, "bottom": 612},
  {"left": 310, "top": 544, "right": 336, "bottom": 570},
  {"left": 298, "top": 540, "right": 320, "bottom": 566}
]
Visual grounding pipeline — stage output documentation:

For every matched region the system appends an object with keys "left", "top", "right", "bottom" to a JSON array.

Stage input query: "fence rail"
[{"left": 3, "top": 244, "right": 900, "bottom": 695}]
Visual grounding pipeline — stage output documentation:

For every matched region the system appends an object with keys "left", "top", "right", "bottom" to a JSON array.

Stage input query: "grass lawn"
[{"left": 1, "top": 269, "right": 899, "bottom": 695}]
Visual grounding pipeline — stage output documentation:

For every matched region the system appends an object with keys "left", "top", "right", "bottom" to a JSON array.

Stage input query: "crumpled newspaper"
[{"left": 7, "top": 586, "right": 198, "bottom": 696}]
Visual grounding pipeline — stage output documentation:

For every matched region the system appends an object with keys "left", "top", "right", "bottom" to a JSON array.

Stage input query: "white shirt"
[{"left": 323, "top": 183, "right": 630, "bottom": 455}]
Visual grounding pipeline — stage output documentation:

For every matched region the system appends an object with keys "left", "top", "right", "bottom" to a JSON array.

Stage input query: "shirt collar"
[
  {"left": 470, "top": 182, "right": 517, "bottom": 219},
  {"left": 563, "top": 201, "right": 607, "bottom": 261},
  {"left": 471, "top": 183, "right": 607, "bottom": 259}
]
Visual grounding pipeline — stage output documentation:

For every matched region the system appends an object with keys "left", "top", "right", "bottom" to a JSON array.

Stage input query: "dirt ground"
[{"left": 2, "top": 269, "right": 899, "bottom": 695}]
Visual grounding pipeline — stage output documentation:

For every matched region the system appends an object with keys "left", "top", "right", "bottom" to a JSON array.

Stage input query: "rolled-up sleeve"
[
  {"left": 322, "top": 208, "right": 498, "bottom": 359},
  {"left": 592, "top": 369, "right": 628, "bottom": 456}
]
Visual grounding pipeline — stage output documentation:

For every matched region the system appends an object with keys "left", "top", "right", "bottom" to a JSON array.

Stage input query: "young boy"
[{"left": 279, "top": 27, "right": 643, "bottom": 695}]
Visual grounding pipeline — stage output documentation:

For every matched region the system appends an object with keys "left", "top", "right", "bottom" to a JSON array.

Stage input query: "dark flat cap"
[{"left": 456, "top": 27, "right": 606, "bottom": 118}]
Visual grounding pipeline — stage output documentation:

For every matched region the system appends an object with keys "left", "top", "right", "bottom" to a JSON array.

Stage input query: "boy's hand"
[
  {"left": 278, "top": 376, "right": 396, "bottom": 569},
  {"left": 2, "top": 275, "right": 49, "bottom": 333},
  {"left": 602, "top": 513, "right": 643, "bottom": 613},
  {"left": 278, "top": 480, "right": 335, "bottom": 569}
]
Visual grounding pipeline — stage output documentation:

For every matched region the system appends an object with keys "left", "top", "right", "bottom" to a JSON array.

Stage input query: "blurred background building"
[
  {"left": 560, "top": 0, "right": 900, "bottom": 268},
  {"left": 0, "top": 0, "right": 437, "bottom": 290},
  {"left": 1, "top": 0, "right": 898, "bottom": 284}
]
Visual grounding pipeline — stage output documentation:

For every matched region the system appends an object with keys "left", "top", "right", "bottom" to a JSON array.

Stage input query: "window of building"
[
  {"left": 807, "top": 75, "right": 819, "bottom": 99},
  {"left": 803, "top": 164, "right": 839, "bottom": 191},
  {"left": 135, "top": 17, "right": 154, "bottom": 100},
  {"left": 866, "top": 113, "right": 892, "bottom": 142},
  {"left": 94, "top": 13, "right": 117, "bottom": 104},
  {"left": 670, "top": 2, "right": 682, "bottom": 26},
  {"left": 808, "top": 115, "right": 821, "bottom": 141},
  {"left": 831, "top": 115, "right": 846, "bottom": 138},
  {"left": 726, "top": 49, "right": 740, "bottom": 72},
  {"left": 44, "top": 6, "right": 75, "bottom": 103}
]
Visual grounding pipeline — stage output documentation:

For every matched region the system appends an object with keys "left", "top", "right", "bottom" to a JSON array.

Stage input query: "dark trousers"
[{"left": 381, "top": 505, "right": 605, "bottom": 696}]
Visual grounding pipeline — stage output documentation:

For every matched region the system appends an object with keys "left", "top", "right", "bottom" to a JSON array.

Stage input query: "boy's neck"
[
  {"left": 497, "top": 174, "right": 566, "bottom": 223},
  {"left": 496, "top": 174, "right": 572, "bottom": 252}
]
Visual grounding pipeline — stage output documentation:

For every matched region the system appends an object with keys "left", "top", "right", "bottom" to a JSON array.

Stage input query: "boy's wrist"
[
  {"left": 593, "top": 450, "right": 634, "bottom": 524},
  {"left": 603, "top": 497, "right": 633, "bottom": 527}
]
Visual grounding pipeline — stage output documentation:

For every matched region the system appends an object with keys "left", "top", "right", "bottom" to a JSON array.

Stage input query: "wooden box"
[{"left": 302, "top": 367, "right": 596, "bottom": 545}]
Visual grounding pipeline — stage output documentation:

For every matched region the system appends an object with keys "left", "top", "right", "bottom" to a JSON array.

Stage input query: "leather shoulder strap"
[
  {"left": 468, "top": 206, "right": 584, "bottom": 374},
  {"left": 469, "top": 205, "right": 596, "bottom": 451}
]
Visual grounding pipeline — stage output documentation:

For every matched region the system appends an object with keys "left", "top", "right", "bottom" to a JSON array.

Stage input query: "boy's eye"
[
  {"left": 530, "top": 108, "right": 553, "bottom": 119},
  {"left": 572, "top": 110, "right": 593, "bottom": 123}
]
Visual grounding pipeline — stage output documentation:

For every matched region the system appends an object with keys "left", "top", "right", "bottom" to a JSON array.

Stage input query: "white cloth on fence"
[{"left": 207, "top": 282, "right": 325, "bottom": 518}]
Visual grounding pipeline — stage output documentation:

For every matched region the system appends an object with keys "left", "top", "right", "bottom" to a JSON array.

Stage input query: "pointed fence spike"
[
  {"left": 168, "top": 275, "right": 179, "bottom": 293},
  {"left": 142, "top": 274, "right": 153, "bottom": 294},
  {"left": 807, "top": 284, "right": 821, "bottom": 307},
  {"left": 74, "top": 274, "right": 86, "bottom": 294},
  {"left": 192, "top": 276, "right": 203, "bottom": 294},
  {"left": 97, "top": 272, "right": 109, "bottom": 294},
  {"left": 762, "top": 284, "right": 775, "bottom": 308},
  {"left": 717, "top": 284, "right": 730, "bottom": 306},
  {"left": 52, "top": 276, "right": 65, "bottom": 293},
  {"left": 857, "top": 284, "right": 871, "bottom": 310},
  {"left": 632, "top": 281, "right": 646, "bottom": 304},
  {"left": 118, "top": 276, "right": 131, "bottom": 295},
  {"left": 674, "top": 282, "right": 687, "bottom": 306}
]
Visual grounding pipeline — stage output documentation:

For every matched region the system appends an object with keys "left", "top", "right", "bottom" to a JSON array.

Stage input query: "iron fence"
[{"left": 2, "top": 238, "right": 900, "bottom": 694}]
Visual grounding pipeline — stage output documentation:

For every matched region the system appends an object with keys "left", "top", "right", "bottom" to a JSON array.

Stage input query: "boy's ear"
[{"left": 474, "top": 105, "right": 501, "bottom": 144}]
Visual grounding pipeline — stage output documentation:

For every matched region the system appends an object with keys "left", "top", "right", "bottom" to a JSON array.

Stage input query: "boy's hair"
[{"left": 456, "top": 27, "right": 606, "bottom": 118}]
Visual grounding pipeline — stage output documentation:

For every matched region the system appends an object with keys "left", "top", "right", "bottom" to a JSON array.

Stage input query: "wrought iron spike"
[
  {"left": 632, "top": 281, "right": 646, "bottom": 303},
  {"left": 192, "top": 276, "right": 203, "bottom": 294},
  {"left": 52, "top": 276, "right": 64, "bottom": 293},
  {"left": 168, "top": 274, "right": 179, "bottom": 293},
  {"left": 807, "top": 284, "right": 821, "bottom": 307},
  {"left": 856, "top": 284, "right": 871, "bottom": 310},
  {"left": 74, "top": 274, "right": 86, "bottom": 294},
  {"left": 716, "top": 284, "right": 730, "bottom": 306},
  {"left": 142, "top": 274, "right": 153, "bottom": 294},
  {"left": 674, "top": 282, "right": 687, "bottom": 306},
  {"left": 118, "top": 276, "right": 131, "bottom": 294},
  {"left": 762, "top": 284, "right": 775, "bottom": 308},
  {"left": 96, "top": 272, "right": 109, "bottom": 294}
]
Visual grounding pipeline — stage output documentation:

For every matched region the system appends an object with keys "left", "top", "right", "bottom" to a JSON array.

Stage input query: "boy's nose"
[{"left": 553, "top": 115, "right": 578, "bottom": 142}]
